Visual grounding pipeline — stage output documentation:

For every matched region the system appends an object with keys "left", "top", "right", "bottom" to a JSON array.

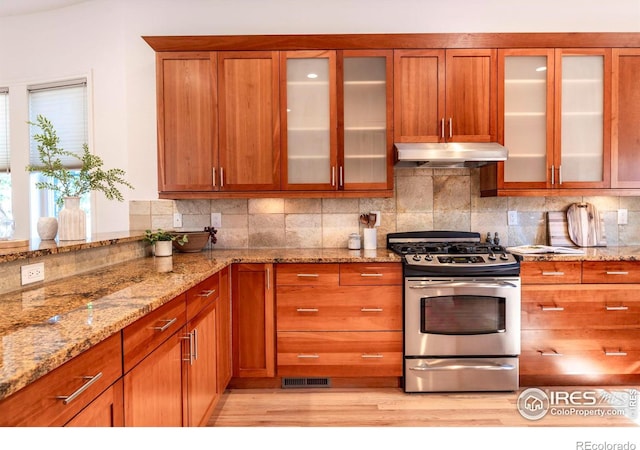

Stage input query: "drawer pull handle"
[
  {"left": 539, "top": 350, "right": 563, "bottom": 356},
  {"left": 604, "top": 350, "right": 627, "bottom": 356},
  {"left": 297, "top": 273, "right": 320, "bottom": 278},
  {"left": 605, "top": 271, "right": 629, "bottom": 275},
  {"left": 361, "top": 307, "right": 383, "bottom": 312},
  {"left": 541, "top": 271, "right": 564, "bottom": 276},
  {"left": 56, "top": 372, "right": 103, "bottom": 405},
  {"left": 153, "top": 317, "right": 177, "bottom": 332},
  {"left": 361, "top": 354, "right": 383, "bottom": 359},
  {"left": 540, "top": 305, "right": 564, "bottom": 311},
  {"left": 605, "top": 305, "right": 629, "bottom": 311},
  {"left": 297, "top": 354, "right": 319, "bottom": 359},
  {"left": 296, "top": 308, "right": 319, "bottom": 313},
  {"left": 182, "top": 332, "right": 195, "bottom": 364},
  {"left": 360, "top": 273, "right": 383, "bottom": 277},
  {"left": 198, "top": 289, "right": 216, "bottom": 297}
]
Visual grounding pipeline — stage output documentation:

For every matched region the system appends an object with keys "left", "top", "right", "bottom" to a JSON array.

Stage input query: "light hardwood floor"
[{"left": 207, "top": 387, "right": 638, "bottom": 427}]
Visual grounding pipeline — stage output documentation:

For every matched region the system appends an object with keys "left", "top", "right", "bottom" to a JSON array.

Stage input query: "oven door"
[{"left": 404, "top": 277, "right": 521, "bottom": 357}]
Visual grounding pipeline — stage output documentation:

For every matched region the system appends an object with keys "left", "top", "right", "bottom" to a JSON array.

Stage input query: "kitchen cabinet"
[
  {"left": 481, "top": 48, "right": 611, "bottom": 195},
  {"left": 394, "top": 49, "right": 497, "bottom": 144},
  {"left": 232, "top": 263, "right": 275, "bottom": 378},
  {"left": 611, "top": 48, "right": 640, "bottom": 188},
  {"left": 281, "top": 50, "right": 393, "bottom": 191},
  {"left": 276, "top": 262, "right": 402, "bottom": 378},
  {"left": 0, "top": 332, "right": 123, "bottom": 427},
  {"left": 65, "top": 379, "right": 124, "bottom": 427},
  {"left": 520, "top": 260, "right": 640, "bottom": 386},
  {"left": 156, "top": 52, "right": 217, "bottom": 193},
  {"left": 216, "top": 266, "right": 232, "bottom": 394}
]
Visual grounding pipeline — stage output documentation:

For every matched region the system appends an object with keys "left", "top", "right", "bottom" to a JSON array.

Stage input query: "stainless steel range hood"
[{"left": 394, "top": 142, "right": 508, "bottom": 168}]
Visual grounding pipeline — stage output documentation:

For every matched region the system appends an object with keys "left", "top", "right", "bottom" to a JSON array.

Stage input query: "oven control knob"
[
  {"left": 488, "top": 253, "right": 497, "bottom": 261},
  {"left": 412, "top": 254, "right": 421, "bottom": 261},
  {"left": 425, "top": 254, "right": 433, "bottom": 261},
  {"left": 500, "top": 253, "right": 509, "bottom": 260}
]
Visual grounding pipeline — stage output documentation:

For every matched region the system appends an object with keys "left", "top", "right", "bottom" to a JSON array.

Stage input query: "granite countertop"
[
  {"left": 0, "top": 246, "right": 400, "bottom": 401},
  {"left": 514, "top": 246, "right": 640, "bottom": 262}
]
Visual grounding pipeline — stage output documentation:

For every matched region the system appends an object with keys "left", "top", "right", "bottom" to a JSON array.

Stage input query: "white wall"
[{"left": 1, "top": 0, "right": 639, "bottom": 234}]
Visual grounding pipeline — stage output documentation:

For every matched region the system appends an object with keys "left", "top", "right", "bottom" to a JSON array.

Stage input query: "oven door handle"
[
  {"left": 409, "top": 360, "right": 516, "bottom": 371},
  {"left": 408, "top": 281, "right": 519, "bottom": 289}
]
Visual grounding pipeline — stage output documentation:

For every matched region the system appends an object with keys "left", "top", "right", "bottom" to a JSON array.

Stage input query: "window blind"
[
  {"left": 0, "top": 88, "right": 9, "bottom": 172},
  {"left": 28, "top": 78, "right": 87, "bottom": 169}
]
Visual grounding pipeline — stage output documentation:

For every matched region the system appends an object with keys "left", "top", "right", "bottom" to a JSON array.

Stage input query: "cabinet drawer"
[
  {"left": 0, "top": 332, "right": 122, "bottom": 427},
  {"left": 521, "top": 329, "right": 640, "bottom": 353},
  {"left": 520, "top": 350, "right": 640, "bottom": 376},
  {"left": 277, "top": 331, "right": 402, "bottom": 377},
  {"left": 521, "top": 261, "right": 582, "bottom": 284},
  {"left": 123, "top": 294, "right": 187, "bottom": 372},
  {"left": 186, "top": 273, "right": 219, "bottom": 321},
  {"left": 277, "top": 285, "right": 402, "bottom": 331},
  {"left": 582, "top": 261, "right": 640, "bottom": 283},
  {"left": 276, "top": 263, "right": 339, "bottom": 286},
  {"left": 339, "top": 263, "right": 402, "bottom": 286}
]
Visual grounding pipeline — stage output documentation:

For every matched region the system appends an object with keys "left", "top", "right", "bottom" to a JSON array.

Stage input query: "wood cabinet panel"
[
  {"left": 277, "top": 285, "right": 402, "bottom": 331},
  {"left": 276, "top": 263, "right": 340, "bottom": 286},
  {"left": 339, "top": 262, "right": 402, "bottom": 286},
  {"left": 122, "top": 294, "right": 187, "bottom": 373},
  {"left": 186, "top": 273, "right": 219, "bottom": 322},
  {"left": 156, "top": 52, "right": 217, "bottom": 192},
  {"left": 521, "top": 329, "right": 640, "bottom": 352},
  {"left": 216, "top": 267, "right": 232, "bottom": 394},
  {"left": 582, "top": 261, "right": 640, "bottom": 283},
  {"left": 520, "top": 261, "right": 582, "bottom": 284},
  {"left": 520, "top": 351, "right": 640, "bottom": 376},
  {"left": 65, "top": 379, "right": 124, "bottom": 427},
  {"left": 277, "top": 331, "right": 402, "bottom": 377},
  {"left": 0, "top": 332, "right": 122, "bottom": 427}
]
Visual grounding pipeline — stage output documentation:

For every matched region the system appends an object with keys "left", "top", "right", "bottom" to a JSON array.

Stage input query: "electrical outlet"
[
  {"left": 618, "top": 209, "right": 628, "bottom": 225},
  {"left": 371, "top": 211, "right": 381, "bottom": 227},
  {"left": 21, "top": 262, "right": 45, "bottom": 285},
  {"left": 507, "top": 211, "right": 518, "bottom": 226},
  {"left": 173, "top": 212, "right": 183, "bottom": 228},
  {"left": 211, "top": 213, "right": 222, "bottom": 228}
]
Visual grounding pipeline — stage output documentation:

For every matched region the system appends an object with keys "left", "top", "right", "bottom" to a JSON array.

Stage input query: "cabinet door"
[
  {"left": 216, "top": 266, "right": 232, "bottom": 393},
  {"left": 393, "top": 49, "right": 445, "bottom": 143},
  {"left": 123, "top": 330, "right": 185, "bottom": 427},
  {"left": 232, "top": 263, "right": 275, "bottom": 377},
  {"left": 340, "top": 50, "right": 394, "bottom": 190},
  {"left": 611, "top": 48, "right": 640, "bottom": 188},
  {"left": 554, "top": 48, "right": 611, "bottom": 188},
  {"left": 156, "top": 52, "right": 217, "bottom": 193},
  {"left": 499, "top": 49, "right": 555, "bottom": 189},
  {"left": 281, "top": 50, "right": 337, "bottom": 190},
  {"left": 65, "top": 380, "right": 124, "bottom": 427},
  {"left": 445, "top": 49, "right": 497, "bottom": 142},
  {"left": 186, "top": 302, "right": 218, "bottom": 427},
  {"left": 218, "top": 51, "right": 281, "bottom": 191}
]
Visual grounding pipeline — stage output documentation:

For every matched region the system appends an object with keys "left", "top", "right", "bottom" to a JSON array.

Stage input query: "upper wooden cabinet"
[
  {"left": 156, "top": 52, "right": 217, "bottom": 193},
  {"left": 280, "top": 50, "right": 393, "bottom": 191},
  {"left": 611, "top": 48, "right": 640, "bottom": 188},
  {"left": 481, "top": 48, "right": 612, "bottom": 195},
  {"left": 394, "top": 49, "right": 497, "bottom": 144}
]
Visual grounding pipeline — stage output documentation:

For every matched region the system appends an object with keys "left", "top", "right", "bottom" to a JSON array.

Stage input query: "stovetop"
[{"left": 387, "top": 231, "right": 521, "bottom": 277}]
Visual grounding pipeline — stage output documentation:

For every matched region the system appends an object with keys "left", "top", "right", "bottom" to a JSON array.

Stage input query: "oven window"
[{"left": 420, "top": 295, "right": 506, "bottom": 335}]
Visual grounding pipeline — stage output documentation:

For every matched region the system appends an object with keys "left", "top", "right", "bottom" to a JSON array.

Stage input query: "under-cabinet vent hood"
[{"left": 394, "top": 142, "right": 508, "bottom": 168}]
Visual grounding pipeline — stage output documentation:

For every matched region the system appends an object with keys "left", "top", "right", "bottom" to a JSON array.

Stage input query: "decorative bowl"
[{"left": 171, "top": 231, "right": 211, "bottom": 253}]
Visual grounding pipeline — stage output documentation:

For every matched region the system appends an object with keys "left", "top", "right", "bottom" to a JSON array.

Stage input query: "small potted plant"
[
  {"left": 144, "top": 229, "right": 188, "bottom": 257},
  {"left": 25, "top": 115, "right": 134, "bottom": 241}
]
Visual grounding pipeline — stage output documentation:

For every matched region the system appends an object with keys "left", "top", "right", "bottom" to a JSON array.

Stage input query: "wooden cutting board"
[
  {"left": 546, "top": 211, "right": 575, "bottom": 247},
  {"left": 566, "top": 202, "right": 607, "bottom": 247}
]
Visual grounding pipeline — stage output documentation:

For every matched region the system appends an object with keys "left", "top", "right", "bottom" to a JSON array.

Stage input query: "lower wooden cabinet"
[
  {"left": 232, "top": 263, "right": 275, "bottom": 378},
  {"left": 216, "top": 266, "right": 232, "bottom": 393},
  {"left": 520, "top": 260, "right": 640, "bottom": 386},
  {"left": 66, "top": 379, "right": 124, "bottom": 427}
]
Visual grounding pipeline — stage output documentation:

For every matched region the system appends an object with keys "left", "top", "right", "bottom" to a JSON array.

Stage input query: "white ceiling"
[{"left": 0, "top": 0, "right": 89, "bottom": 17}]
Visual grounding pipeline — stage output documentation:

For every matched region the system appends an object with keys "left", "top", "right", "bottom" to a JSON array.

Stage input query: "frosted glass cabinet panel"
[
  {"left": 503, "top": 54, "right": 550, "bottom": 183},
  {"left": 343, "top": 56, "right": 388, "bottom": 184},
  {"left": 284, "top": 52, "right": 336, "bottom": 187},
  {"left": 559, "top": 55, "right": 604, "bottom": 183}
]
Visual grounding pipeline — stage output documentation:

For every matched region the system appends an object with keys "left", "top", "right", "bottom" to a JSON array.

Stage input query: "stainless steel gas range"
[{"left": 387, "top": 231, "right": 522, "bottom": 393}]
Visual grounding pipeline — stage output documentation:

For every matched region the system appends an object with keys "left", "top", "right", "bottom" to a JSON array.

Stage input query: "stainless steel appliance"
[{"left": 387, "top": 231, "right": 521, "bottom": 393}]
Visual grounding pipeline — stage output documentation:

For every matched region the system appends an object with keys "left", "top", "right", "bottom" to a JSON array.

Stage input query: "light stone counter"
[
  {"left": 0, "top": 246, "right": 400, "bottom": 401},
  {"left": 514, "top": 246, "right": 640, "bottom": 262}
]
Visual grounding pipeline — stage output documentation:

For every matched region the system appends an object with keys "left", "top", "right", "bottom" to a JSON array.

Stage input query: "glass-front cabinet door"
[
  {"left": 340, "top": 50, "right": 393, "bottom": 190},
  {"left": 281, "top": 51, "right": 337, "bottom": 190}
]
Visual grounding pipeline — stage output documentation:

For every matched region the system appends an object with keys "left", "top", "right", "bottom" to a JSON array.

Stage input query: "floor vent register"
[{"left": 281, "top": 377, "right": 331, "bottom": 389}]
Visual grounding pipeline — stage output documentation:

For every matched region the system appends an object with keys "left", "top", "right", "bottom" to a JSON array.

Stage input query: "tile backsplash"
[{"left": 129, "top": 168, "right": 640, "bottom": 249}]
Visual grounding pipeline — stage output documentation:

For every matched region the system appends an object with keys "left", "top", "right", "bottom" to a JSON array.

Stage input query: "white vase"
[
  {"left": 154, "top": 240, "right": 173, "bottom": 257},
  {"left": 37, "top": 217, "right": 58, "bottom": 240},
  {"left": 58, "top": 196, "right": 86, "bottom": 241},
  {"left": 363, "top": 228, "right": 377, "bottom": 250}
]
